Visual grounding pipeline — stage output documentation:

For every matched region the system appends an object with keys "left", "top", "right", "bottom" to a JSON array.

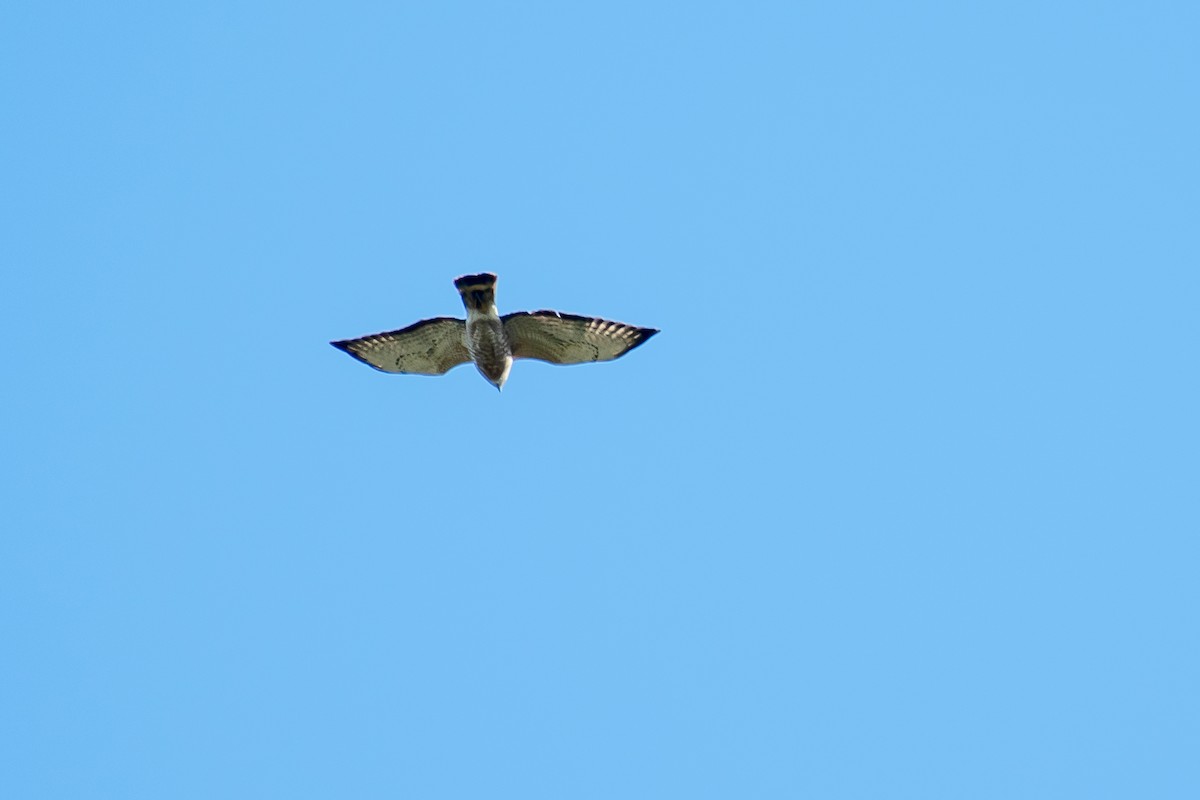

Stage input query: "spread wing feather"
[
  {"left": 503, "top": 311, "right": 658, "bottom": 365},
  {"left": 330, "top": 317, "right": 470, "bottom": 375}
]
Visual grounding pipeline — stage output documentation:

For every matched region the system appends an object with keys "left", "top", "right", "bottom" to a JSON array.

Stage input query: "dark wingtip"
[
  {"left": 453, "top": 272, "right": 498, "bottom": 290},
  {"left": 330, "top": 338, "right": 378, "bottom": 369},
  {"left": 625, "top": 326, "right": 659, "bottom": 355}
]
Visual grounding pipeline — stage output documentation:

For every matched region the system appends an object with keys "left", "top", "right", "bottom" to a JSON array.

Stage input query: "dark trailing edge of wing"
[
  {"left": 453, "top": 272, "right": 497, "bottom": 290},
  {"left": 329, "top": 316, "right": 465, "bottom": 373}
]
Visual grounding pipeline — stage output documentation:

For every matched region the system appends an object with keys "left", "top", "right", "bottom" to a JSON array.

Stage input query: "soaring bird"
[{"left": 331, "top": 273, "right": 658, "bottom": 391}]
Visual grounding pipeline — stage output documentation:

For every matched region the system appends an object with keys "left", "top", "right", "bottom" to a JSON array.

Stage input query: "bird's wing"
[
  {"left": 331, "top": 317, "right": 470, "bottom": 374},
  {"left": 502, "top": 311, "right": 658, "bottom": 365}
]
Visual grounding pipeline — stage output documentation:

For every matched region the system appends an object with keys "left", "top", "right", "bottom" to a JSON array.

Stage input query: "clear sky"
[{"left": 2, "top": 1, "right": 1197, "bottom": 797}]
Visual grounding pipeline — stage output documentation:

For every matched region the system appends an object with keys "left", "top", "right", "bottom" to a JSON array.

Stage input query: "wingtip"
[
  {"left": 330, "top": 339, "right": 365, "bottom": 362},
  {"left": 626, "top": 326, "right": 659, "bottom": 354},
  {"left": 330, "top": 338, "right": 377, "bottom": 369}
]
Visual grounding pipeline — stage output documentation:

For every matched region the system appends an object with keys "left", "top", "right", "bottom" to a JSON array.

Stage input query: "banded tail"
[{"left": 454, "top": 272, "right": 498, "bottom": 313}]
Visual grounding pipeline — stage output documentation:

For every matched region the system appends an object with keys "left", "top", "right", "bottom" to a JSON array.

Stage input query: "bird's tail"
[{"left": 454, "top": 272, "right": 498, "bottom": 312}]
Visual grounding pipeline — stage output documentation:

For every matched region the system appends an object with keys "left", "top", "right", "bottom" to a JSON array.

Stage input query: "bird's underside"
[{"left": 331, "top": 273, "right": 658, "bottom": 390}]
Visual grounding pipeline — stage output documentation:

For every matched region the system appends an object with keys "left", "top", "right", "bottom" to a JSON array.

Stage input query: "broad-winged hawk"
[{"left": 331, "top": 273, "right": 658, "bottom": 391}]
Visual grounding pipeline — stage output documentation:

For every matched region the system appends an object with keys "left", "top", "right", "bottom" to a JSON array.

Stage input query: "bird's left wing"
[
  {"left": 503, "top": 311, "right": 658, "bottom": 365},
  {"left": 331, "top": 317, "right": 470, "bottom": 374}
]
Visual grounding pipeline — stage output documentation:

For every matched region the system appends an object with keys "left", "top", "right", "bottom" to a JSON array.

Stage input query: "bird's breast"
[{"left": 466, "top": 317, "right": 512, "bottom": 384}]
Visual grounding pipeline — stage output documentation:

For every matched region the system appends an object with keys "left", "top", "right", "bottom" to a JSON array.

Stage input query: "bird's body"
[
  {"left": 331, "top": 273, "right": 657, "bottom": 390},
  {"left": 457, "top": 273, "right": 513, "bottom": 387}
]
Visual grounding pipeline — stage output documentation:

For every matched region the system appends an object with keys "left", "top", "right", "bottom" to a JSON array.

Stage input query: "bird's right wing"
[
  {"left": 331, "top": 317, "right": 470, "bottom": 374},
  {"left": 503, "top": 310, "right": 658, "bottom": 365}
]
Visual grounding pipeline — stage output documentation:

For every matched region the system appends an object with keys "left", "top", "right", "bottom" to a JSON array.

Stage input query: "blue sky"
[{"left": 2, "top": 1, "right": 1197, "bottom": 797}]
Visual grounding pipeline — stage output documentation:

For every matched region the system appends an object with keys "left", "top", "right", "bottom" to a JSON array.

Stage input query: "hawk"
[{"left": 331, "top": 273, "right": 658, "bottom": 391}]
